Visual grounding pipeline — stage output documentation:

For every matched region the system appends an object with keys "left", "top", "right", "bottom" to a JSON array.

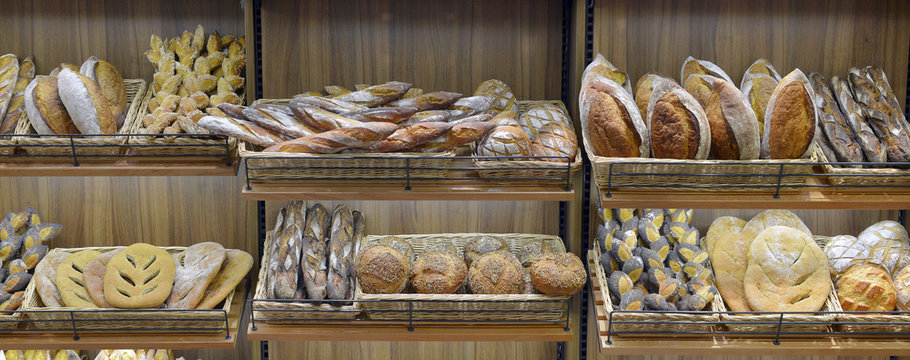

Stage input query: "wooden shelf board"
[
  {"left": 595, "top": 336, "right": 910, "bottom": 356},
  {"left": 0, "top": 160, "right": 238, "bottom": 177},
  {"left": 0, "top": 286, "right": 245, "bottom": 350},
  {"left": 242, "top": 182, "right": 574, "bottom": 201},
  {"left": 247, "top": 321, "right": 573, "bottom": 342},
  {"left": 598, "top": 178, "right": 910, "bottom": 209}
]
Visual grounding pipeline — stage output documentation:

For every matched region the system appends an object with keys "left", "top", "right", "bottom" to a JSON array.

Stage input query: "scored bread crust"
[
  {"left": 579, "top": 72, "right": 650, "bottom": 157},
  {"left": 0, "top": 54, "right": 19, "bottom": 122},
  {"left": 634, "top": 73, "right": 673, "bottom": 118},
  {"left": 711, "top": 77, "right": 760, "bottom": 160},
  {"left": 744, "top": 226, "right": 830, "bottom": 312},
  {"left": 24, "top": 76, "right": 78, "bottom": 134},
  {"left": 838, "top": 265, "right": 896, "bottom": 312},
  {"left": 57, "top": 68, "right": 116, "bottom": 134},
  {"left": 680, "top": 56, "right": 734, "bottom": 86},
  {"left": 646, "top": 79, "right": 710, "bottom": 159},
  {"left": 761, "top": 69, "right": 818, "bottom": 159}
]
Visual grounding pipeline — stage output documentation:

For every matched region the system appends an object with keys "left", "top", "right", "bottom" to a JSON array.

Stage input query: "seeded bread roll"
[
  {"left": 468, "top": 251, "right": 523, "bottom": 294},
  {"left": 355, "top": 245, "right": 410, "bottom": 294},
  {"left": 580, "top": 72, "right": 650, "bottom": 157},
  {"left": 463, "top": 235, "right": 509, "bottom": 267},
  {"left": 57, "top": 68, "right": 116, "bottom": 134},
  {"left": 24, "top": 76, "right": 79, "bottom": 134},
  {"left": 530, "top": 252, "right": 586, "bottom": 296},
  {"left": 761, "top": 69, "right": 817, "bottom": 159},
  {"left": 646, "top": 78, "right": 711, "bottom": 159},
  {"left": 410, "top": 250, "right": 467, "bottom": 294},
  {"left": 517, "top": 239, "right": 559, "bottom": 267}
]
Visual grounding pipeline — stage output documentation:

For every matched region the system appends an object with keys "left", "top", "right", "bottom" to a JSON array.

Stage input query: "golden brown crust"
[
  {"left": 768, "top": 82, "right": 812, "bottom": 159},
  {"left": 467, "top": 251, "right": 523, "bottom": 294},
  {"left": 650, "top": 94, "right": 699, "bottom": 159},
  {"left": 746, "top": 75, "right": 778, "bottom": 130},
  {"left": 32, "top": 77, "right": 79, "bottom": 134},
  {"left": 355, "top": 245, "right": 410, "bottom": 294},
  {"left": 93, "top": 60, "right": 128, "bottom": 120},
  {"left": 705, "top": 90, "right": 740, "bottom": 159},
  {"left": 838, "top": 265, "right": 896, "bottom": 312},
  {"left": 588, "top": 92, "right": 641, "bottom": 157},
  {"left": 529, "top": 252, "right": 586, "bottom": 296},
  {"left": 410, "top": 251, "right": 467, "bottom": 294}
]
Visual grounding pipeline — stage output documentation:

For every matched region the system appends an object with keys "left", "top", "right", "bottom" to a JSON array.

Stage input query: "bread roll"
[
  {"left": 80, "top": 56, "right": 127, "bottom": 128},
  {"left": 582, "top": 53, "right": 633, "bottom": 95},
  {"left": 740, "top": 73, "right": 778, "bottom": 132},
  {"left": 742, "top": 58, "right": 782, "bottom": 84},
  {"left": 529, "top": 252, "right": 586, "bottom": 296},
  {"left": 463, "top": 235, "right": 509, "bottom": 267},
  {"left": 579, "top": 72, "right": 649, "bottom": 157},
  {"left": 824, "top": 235, "right": 871, "bottom": 283},
  {"left": 529, "top": 121, "right": 577, "bottom": 163},
  {"left": 808, "top": 72, "right": 864, "bottom": 165},
  {"left": 857, "top": 220, "right": 910, "bottom": 275},
  {"left": 744, "top": 226, "right": 830, "bottom": 312},
  {"left": 355, "top": 245, "right": 410, "bottom": 294},
  {"left": 371, "top": 236, "right": 414, "bottom": 261},
  {"left": 701, "top": 77, "right": 760, "bottom": 160},
  {"left": 410, "top": 250, "right": 467, "bottom": 294},
  {"left": 761, "top": 69, "right": 817, "bottom": 159},
  {"left": 680, "top": 56, "right": 734, "bottom": 86},
  {"left": 24, "top": 76, "right": 79, "bottom": 134},
  {"left": 57, "top": 68, "right": 116, "bottom": 134},
  {"left": 838, "top": 265, "right": 896, "bottom": 312},
  {"left": 646, "top": 78, "right": 710, "bottom": 159},
  {"left": 468, "top": 251, "right": 523, "bottom": 294},
  {"left": 477, "top": 125, "right": 532, "bottom": 159},
  {"left": 517, "top": 239, "right": 559, "bottom": 267}
]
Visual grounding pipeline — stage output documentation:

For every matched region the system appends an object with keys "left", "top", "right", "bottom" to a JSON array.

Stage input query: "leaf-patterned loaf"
[
  {"left": 103, "top": 243, "right": 176, "bottom": 309},
  {"left": 56, "top": 250, "right": 102, "bottom": 308},
  {"left": 744, "top": 226, "right": 830, "bottom": 312}
]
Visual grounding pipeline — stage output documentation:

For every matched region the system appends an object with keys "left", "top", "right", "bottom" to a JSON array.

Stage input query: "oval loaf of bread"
[
  {"left": 742, "top": 58, "right": 782, "bottom": 85},
  {"left": 740, "top": 73, "right": 779, "bottom": 132},
  {"left": 80, "top": 56, "right": 128, "bottom": 128},
  {"left": 646, "top": 78, "right": 710, "bottom": 159},
  {"left": 702, "top": 77, "right": 760, "bottom": 160},
  {"left": 680, "top": 56, "right": 734, "bottom": 86},
  {"left": 744, "top": 226, "right": 830, "bottom": 312},
  {"left": 579, "top": 72, "right": 649, "bottom": 157},
  {"left": 634, "top": 73, "right": 673, "bottom": 118},
  {"left": 582, "top": 53, "right": 633, "bottom": 95},
  {"left": 56, "top": 68, "right": 116, "bottom": 134},
  {"left": 761, "top": 69, "right": 817, "bottom": 159},
  {"left": 24, "top": 76, "right": 79, "bottom": 134}
]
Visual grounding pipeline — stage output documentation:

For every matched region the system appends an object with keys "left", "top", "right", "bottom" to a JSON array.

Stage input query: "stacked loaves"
[
  {"left": 0, "top": 55, "right": 36, "bottom": 134},
  {"left": 823, "top": 220, "right": 910, "bottom": 312},
  {"left": 709, "top": 210, "right": 831, "bottom": 313},
  {"left": 20, "top": 57, "right": 128, "bottom": 135},
  {"left": 598, "top": 208, "right": 718, "bottom": 312},
  {"left": 140, "top": 24, "right": 245, "bottom": 134},
  {"left": 33, "top": 242, "right": 251, "bottom": 310},
  {"left": 581, "top": 54, "right": 817, "bottom": 160},
  {"left": 0, "top": 208, "right": 60, "bottom": 314},
  {"left": 355, "top": 235, "right": 585, "bottom": 296},
  {"left": 2, "top": 350, "right": 81, "bottom": 360},
  {"left": 198, "top": 80, "right": 578, "bottom": 161},
  {"left": 264, "top": 201, "right": 365, "bottom": 301}
]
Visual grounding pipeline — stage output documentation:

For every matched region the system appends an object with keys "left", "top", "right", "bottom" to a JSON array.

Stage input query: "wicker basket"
[
  {"left": 251, "top": 230, "right": 360, "bottom": 322},
  {"left": 354, "top": 233, "right": 570, "bottom": 321},
  {"left": 240, "top": 98, "right": 455, "bottom": 181},
  {"left": 590, "top": 236, "right": 719, "bottom": 334},
  {"left": 21, "top": 246, "right": 235, "bottom": 332},
  {"left": 815, "top": 147, "right": 910, "bottom": 186},
  {"left": 579, "top": 114, "right": 814, "bottom": 190},
  {"left": 473, "top": 101, "right": 582, "bottom": 183},
  {"left": 713, "top": 235, "right": 838, "bottom": 334},
  {"left": 14, "top": 79, "right": 146, "bottom": 159},
  {"left": 126, "top": 88, "right": 238, "bottom": 158}
]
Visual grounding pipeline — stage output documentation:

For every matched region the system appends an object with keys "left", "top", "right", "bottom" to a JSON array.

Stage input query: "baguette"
[
  {"left": 448, "top": 113, "right": 492, "bottom": 125},
  {"left": 761, "top": 69, "right": 817, "bottom": 159},
  {"left": 369, "top": 121, "right": 453, "bottom": 152},
  {"left": 808, "top": 72, "right": 864, "bottom": 166},
  {"left": 271, "top": 201, "right": 304, "bottom": 299},
  {"left": 864, "top": 66, "right": 910, "bottom": 161},
  {"left": 333, "top": 81, "right": 412, "bottom": 107},
  {"left": 400, "top": 110, "right": 451, "bottom": 126},
  {"left": 1, "top": 56, "right": 34, "bottom": 134},
  {"left": 417, "top": 121, "right": 497, "bottom": 152},
  {"left": 0, "top": 54, "right": 18, "bottom": 123},
  {"left": 388, "top": 91, "right": 462, "bottom": 111},
  {"left": 242, "top": 106, "right": 320, "bottom": 138},
  {"left": 351, "top": 210, "right": 365, "bottom": 263},
  {"left": 831, "top": 76, "right": 887, "bottom": 163},
  {"left": 57, "top": 68, "right": 117, "bottom": 134},
  {"left": 848, "top": 71, "right": 910, "bottom": 162},
  {"left": 301, "top": 203, "right": 330, "bottom": 300},
  {"left": 325, "top": 204, "right": 354, "bottom": 300},
  {"left": 580, "top": 72, "right": 649, "bottom": 157},
  {"left": 197, "top": 115, "right": 283, "bottom": 147},
  {"left": 292, "top": 104, "right": 362, "bottom": 131},
  {"left": 449, "top": 96, "right": 493, "bottom": 118},
  {"left": 339, "top": 106, "right": 418, "bottom": 123},
  {"left": 264, "top": 122, "right": 399, "bottom": 153},
  {"left": 216, "top": 103, "right": 248, "bottom": 120},
  {"left": 290, "top": 95, "right": 367, "bottom": 113}
]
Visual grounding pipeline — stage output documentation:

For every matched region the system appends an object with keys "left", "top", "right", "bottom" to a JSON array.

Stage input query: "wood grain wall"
[{"left": 592, "top": 0, "right": 910, "bottom": 107}]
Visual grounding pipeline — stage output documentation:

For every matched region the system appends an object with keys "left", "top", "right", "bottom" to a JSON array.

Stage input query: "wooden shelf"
[
  {"left": 0, "top": 287, "right": 245, "bottom": 351},
  {"left": 247, "top": 321, "right": 573, "bottom": 342},
  {"left": 242, "top": 182, "right": 574, "bottom": 201},
  {"left": 0, "top": 160, "right": 238, "bottom": 177},
  {"left": 597, "top": 178, "right": 910, "bottom": 209}
]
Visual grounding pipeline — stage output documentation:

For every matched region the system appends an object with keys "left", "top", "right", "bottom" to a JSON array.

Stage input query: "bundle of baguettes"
[
  {"left": 198, "top": 80, "right": 578, "bottom": 161},
  {"left": 0, "top": 55, "right": 35, "bottom": 135},
  {"left": 264, "top": 201, "right": 365, "bottom": 301},
  {"left": 15, "top": 56, "right": 128, "bottom": 136},
  {"left": 580, "top": 54, "right": 819, "bottom": 161},
  {"left": 140, "top": 24, "right": 245, "bottom": 135}
]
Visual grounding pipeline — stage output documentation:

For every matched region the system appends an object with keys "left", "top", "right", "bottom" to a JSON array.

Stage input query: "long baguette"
[
  {"left": 399, "top": 110, "right": 451, "bottom": 126},
  {"left": 263, "top": 122, "right": 399, "bottom": 153},
  {"left": 243, "top": 106, "right": 320, "bottom": 138},
  {"left": 339, "top": 106, "right": 418, "bottom": 123},
  {"left": 448, "top": 96, "right": 493, "bottom": 118},
  {"left": 291, "top": 96, "right": 367, "bottom": 114},
  {"left": 848, "top": 71, "right": 910, "bottom": 162},
  {"left": 1, "top": 56, "right": 34, "bottom": 134},
  {"left": 325, "top": 204, "right": 354, "bottom": 300},
  {"left": 369, "top": 121, "right": 453, "bottom": 152},
  {"left": 387, "top": 91, "right": 462, "bottom": 111},
  {"left": 808, "top": 72, "right": 864, "bottom": 166},
  {"left": 197, "top": 115, "right": 283, "bottom": 147},
  {"left": 417, "top": 121, "right": 496, "bottom": 152},
  {"left": 292, "top": 104, "right": 362, "bottom": 131},
  {"left": 301, "top": 203, "right": 330, "bottom": 300},
  {"left": 831, "top": 76, "right": 887, "bottom": 164},
  {"left": 333, "top": 81, "right": 412, "bottom": 107}
]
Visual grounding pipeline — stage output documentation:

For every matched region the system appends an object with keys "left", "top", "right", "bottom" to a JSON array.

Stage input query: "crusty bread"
[
  {"left": 808, "top": 72, "right": 864, "bottom": 165},
  {"left": 646, "top": 79, "right": 710, "bottom": 159},
  {"left": 857, "top": 220, "right": 910, "bottom": 275},
  {"left": 761, "top": 69, "right": 817, "bottom": 159},
  {"left": 477, "top": 125, "right": 532, "bottom": 160},
  {"left": 838, "top": 265, "right": 896, "bottom": 312},
  {"left": 705, "top": 216, "right": 746, "bottom": 259},
  {"left": 894, "top": 265, "right": 910, "bottom": 311},
  {"left": 24, "top": 76, "right": 79, "bottom": 134},
  {"left": 634, "top": 73, "right": 671, "bottom": 118},
  {"left": 742, "top": 58, "right": 782, "bottom": 85},
  {"left": 582, "top": 53, "right": 633, "bottom": 95},
  {"left": 680, "top": 56, "right": 734, "bottom": 86},
  {"left": 518, "top": 103, "right": 571, "bottom": 140},
  {"left": 197, "top": 249, "right": 253, "bottom": 309},
  {"left": 744, "top": 226, "right": 830, "bottom": 312},
  {"left": 57, "top": 68, "right": 116, "bottom": 134},
  {"left": 473, "top": 79, "right": 519, "bottom": 115},
  {"left": 463, "top": 235, "right": 509, "bottom": 267},
  {"left": 529, "top": 252, "right": 586, "bottom": 296},
  {"left": 33, "top": 251, "right": 68, "bottom": 308},
  {"left": 468, "top": 251, "right": 523, "bottom": 294},
  {"left": 529, "top": 121, "right": 578, "bottom": 163},
  {"left": 823, "top": 235, "right": 871, "bottom": 283},
  {"left": 831, "top": 76, "right": 887, "bottom": 163},
  {"left": 0, "top": 54, "right": 19, "bottom": 123},
  {"left": 167, "top": 242, "right": 226, "bottom": 309},
  {"left": 740, "top": 73, "right": 779, "bottom": 133},
  {"left": 355, "top": 245, "right": 410, "bottom": 294},
  {"left": 580, "top": 72, "right": 649, "bottom": 157},
  {"left": 703, "top": 77, "right": 760, "bottom": 160},
  {"left": 410, "top": 250, "right": 467, "bottom": 294},
  {"left": 80, "top": 56, "right": 127, "bottom": 128},
  {"left": 684, "top": 74, "right": 716, "bottom": 108}
]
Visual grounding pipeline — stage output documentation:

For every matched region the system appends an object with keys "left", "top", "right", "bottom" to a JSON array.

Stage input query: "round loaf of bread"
[
  {"left": 355, "top": 245, "right": 410, "bottom": 294},
  {"left": 517, "top": 239, "right": 559, "bottom": 267},
  {"left": 857, "top": 220, "right": 910, "bottom": 275},
  {"left": 463, "top": 235, "right": 509, "bottom": 267},
  {"left": 477, "top": 125, "right": 532, "bottom": 160},
  {"left": 837, "top": 265, "right": 896, "bottom": 312},
  {"left": 518, "top": 103, "right": 570, "bottom": 140},
  {"left": 473, "top": 79, "right": 519, "bottom": 116},
  {"left": 371, "top": 236, "right": 414, "bottom": 261},
  {"left": 410, "top": 250, "right": 467, "bottom": 294},
  {"left": 824, "top": 235, "right": 872, "bottom": 283},
  {"left": 529, "top": 121, "right": 578, "bottom": 163},
  {"left": 530, "top": 252, "right": 586, "bottom": 296},
  {"left": 468, "top": 251, "right": 523, "bottom": 294},
  {"left": 894, "top": 265, "right": 910, "bottom": 311},
  {"left": 57, "top": 68, "right": 116, "bottom": 134}
]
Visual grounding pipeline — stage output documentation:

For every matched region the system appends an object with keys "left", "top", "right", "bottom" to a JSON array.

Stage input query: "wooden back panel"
[
  {"left": 260, "top": 0, "right": 563, "bottom": 100},
  {"left": 592, "top": 0, "right": 910, "bottom": 105}
]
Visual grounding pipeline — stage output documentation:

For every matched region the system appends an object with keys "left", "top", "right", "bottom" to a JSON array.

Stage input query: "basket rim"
[
  {"left": 127, "top": 87, "right": 242, "bottom": 147},
  {"left": 814, "top": 146, "right": 910, "bottom": 175}
]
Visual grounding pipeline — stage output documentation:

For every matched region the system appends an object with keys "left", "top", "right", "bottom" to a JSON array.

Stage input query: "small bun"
[
  {"left": 468, "top": 251, "right": 523, "bottom": 294},
  {"left": 464, "top": 235, "right": 509, "bottom": 267},
  {"left": 530, "top": 252, "right": 586, "bottom": 296},
  {"left": 355, "top": 245, "right": 410, "bottom": 294},
  {"left": 411, "top": 250, "right": 467, "bottom": 294}
]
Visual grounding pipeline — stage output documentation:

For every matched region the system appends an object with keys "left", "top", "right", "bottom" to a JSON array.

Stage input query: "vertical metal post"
[
  {"left": 579, "top": 1, "right": 595, "bottom": 358},
  {"left": 70, "top": 311, "right": 79, "bottom": 340},
  {"left": 69, "top": 136, "right": 80, "bottom": 167},
  {"left": 773, "top": 313, "right": 784, "bottom": 345}
]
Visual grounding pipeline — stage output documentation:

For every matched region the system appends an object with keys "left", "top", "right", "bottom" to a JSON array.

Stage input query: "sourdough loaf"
[
  {"left": 857, "top": 220, "right": 910, "bottom": 275},
  {"left": 744, "top": 226, "right": 830, "bottom": 312},
  {"left": 742, "top": 58, "right": 782, "bottom": 85},
  {"left": 895, "top": 265, "right": 910, "bottom": 311},
  {"left": 701, "top": 77, "right": 760, "bottom": 160},
  {"left": 583, "top": 53, "right": 633, "bottom": 95},
  {"left": 580, "top": 73, "right": 649, "bottom": 157},
  {"left": 0, "top": 54, "right": 18, "bottom": 123},
  {"left": 761, "top": 69, "right": 817, "bottom": 159},
  {"left": 518, "top": 103, "right": 571, "bottom": 140},
  {"left": 477, "top": 125, "right": 532, "bottom": 160},
  {"left": 634, "top": 73, "right": 673, "bottom": 119},
  {"left": 740, "top": 73, "right": 778, "bottom": 133},
  {"left": 473, "top": 79, "right": 519, "bottom": 115},
  {"left": 80, "top": 56, "right": 128, "bottom": 128},
  {"left": 24, "top": 76, "right": 79, "bottom": 134},
  {"left": 57, "top": 68, "right": 117, "bottom": 134},
  {"left": 529, "top": 121, "right": 577, "bottom": 162},
  {"left": 167, "top": 242, "right": 226, "bottom": 309},
  {"left": 680, "top": 56, "right": 734, "bottom": 86},
  {"left": 823, "top": 235, "right": 871, "bottom": 283},
  {"left": 646, "top": 78, "right": 710, "bottom": 159}
]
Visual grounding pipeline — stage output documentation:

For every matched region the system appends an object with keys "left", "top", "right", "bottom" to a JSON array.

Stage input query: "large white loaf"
[{"left": 57, "top": 68, "right": 117, "bottom": 134}]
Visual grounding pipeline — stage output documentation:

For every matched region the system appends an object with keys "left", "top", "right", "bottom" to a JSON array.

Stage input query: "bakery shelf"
[
  {"left": 241, "top": 155, "right": 576, "bottom": 201},
  {"left": 0, "top": 285, "right": 245, "bottom": 351},
  {"left": 248, "top": 321, "right": 573, "bottom": 342}
]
